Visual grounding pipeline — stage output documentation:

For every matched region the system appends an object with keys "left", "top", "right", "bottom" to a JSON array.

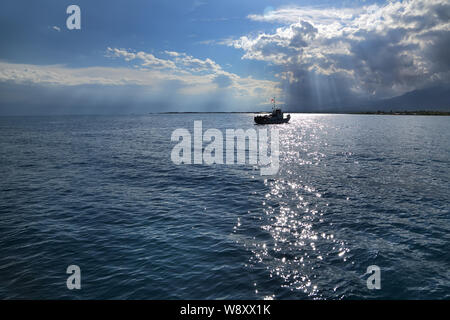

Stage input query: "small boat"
[{"left": 254, "top": 97, "right": 290, "bottom": 124}]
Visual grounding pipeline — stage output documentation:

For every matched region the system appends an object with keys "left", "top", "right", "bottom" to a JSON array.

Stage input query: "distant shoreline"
[
  {"left": 350, "top": 111, "right": 450, "bottom": 116},
  {"left": 1, "top": 111, "right": 449, "bottom": 117},
  {"left": 159, "top": 111, "right": 450, "bottom": 116}
]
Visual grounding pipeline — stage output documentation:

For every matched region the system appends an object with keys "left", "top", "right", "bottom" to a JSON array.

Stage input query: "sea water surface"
[{"left": 0, "top": 114, "right": 449, "bottom": 299}]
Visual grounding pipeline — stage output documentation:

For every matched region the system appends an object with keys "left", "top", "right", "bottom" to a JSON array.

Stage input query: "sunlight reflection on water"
[{"left": 241, "top": 115, "right": 353, "bottom": 298}]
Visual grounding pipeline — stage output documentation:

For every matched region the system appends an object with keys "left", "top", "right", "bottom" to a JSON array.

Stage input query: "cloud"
[
  {"left": 107, "top": 48, "right": 176, "bottom": 69},
  {"left": 0, "top": 62, "right": 172, "bottom": 86},
  {"left": 0, "top": 48, "right": 280, "bottom": 114},
  {"left": 170, "top": 52, "right": 222, "bottom": 73},
  {"left": 226, "top": 0, "right": 450, "bottom": 110},
  {"left": 108, "top": 48, "right": 223, "bottom": 73},
  {"left": 248, "top": 6, "right": 359, "bottom": 25},
  {"left": 104, "top": 48, "right": 280, "bottom": 99}
]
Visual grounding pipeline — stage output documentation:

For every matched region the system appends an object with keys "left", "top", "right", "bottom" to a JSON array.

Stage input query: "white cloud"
[
  {"left": 247, "top": 6, "right": 360, "bottom": 26},
  {"left": 108, "top": 47, "right": 222, "bottom": 73},
  {"left": 0, "top": 48, "right": 281, "bottom": 110},
  {"left": 107, "top": 47, "right": 176, "bottom": 69},
  {"left": 104, "top": 47, "right": 280, "bottom": 100}
]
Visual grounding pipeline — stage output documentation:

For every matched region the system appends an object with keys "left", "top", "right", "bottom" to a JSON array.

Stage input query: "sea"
[{"left": 0, "top": 113, "right": 449, "bottom": 299}]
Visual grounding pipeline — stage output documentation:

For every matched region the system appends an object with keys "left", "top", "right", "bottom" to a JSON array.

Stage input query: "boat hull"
[{"left": 254, "top": 114, "right": 290, "bottom": 125}]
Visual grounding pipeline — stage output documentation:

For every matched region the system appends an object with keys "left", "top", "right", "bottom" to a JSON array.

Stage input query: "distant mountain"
[
  {"left": 367, "top": 85, "right": 450, "bottom": 111},
  {"left": 284, "top": 85, "right": 450, "bottom": 113}
]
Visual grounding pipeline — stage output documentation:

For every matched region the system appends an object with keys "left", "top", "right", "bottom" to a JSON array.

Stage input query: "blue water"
[{"left": 0, "top": 114, "right": 449, "bottom": 299}]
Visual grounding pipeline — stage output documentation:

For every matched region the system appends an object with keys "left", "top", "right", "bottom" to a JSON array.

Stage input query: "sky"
[{"left": 0, "top": 0, "right": 449, "bottom": 114}]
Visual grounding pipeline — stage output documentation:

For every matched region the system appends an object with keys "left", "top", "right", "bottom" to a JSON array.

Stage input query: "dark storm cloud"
[
  {"left": 421, "top": 30, "right": 450, "bottom": 74},
  {"left": 231, "top": 0, "right": 450, "bottom": 110},
  {"left": 284, "top": 70, "right": 362, "bottom": 111}
]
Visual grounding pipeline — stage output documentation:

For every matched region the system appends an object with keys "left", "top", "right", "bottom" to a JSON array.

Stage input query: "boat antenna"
[{"left": 271, "top": 97, "right": 276, "bottom": 111}]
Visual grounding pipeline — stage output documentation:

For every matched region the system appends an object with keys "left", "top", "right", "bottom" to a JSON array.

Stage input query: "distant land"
[
  {"left": 0, "top": 85, "right": 448, "bottom": 116},
  {"left": 365, "top": 85, "right": 450, "bottom": 111},
  {"left": 159, "top": 85, "right": 449, "bottom": 115},
  {"left": 352, "top": 110, "right": 450, "bottom": 115},
  {"left": 159, "top": 111, "right": 450, "bottom": 115},
  {"left": 282, "top": 85, "right": 450, "bottom": 113}
]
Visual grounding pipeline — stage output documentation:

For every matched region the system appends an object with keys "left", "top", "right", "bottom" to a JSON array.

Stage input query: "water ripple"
[{"left": 0, "top": 114, "right": 449, "bottom": 299}]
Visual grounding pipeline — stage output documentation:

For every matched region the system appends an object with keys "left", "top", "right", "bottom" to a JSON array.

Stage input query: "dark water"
[{"left": 0, "top": 114, "right": 449, "bottom": 299}]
